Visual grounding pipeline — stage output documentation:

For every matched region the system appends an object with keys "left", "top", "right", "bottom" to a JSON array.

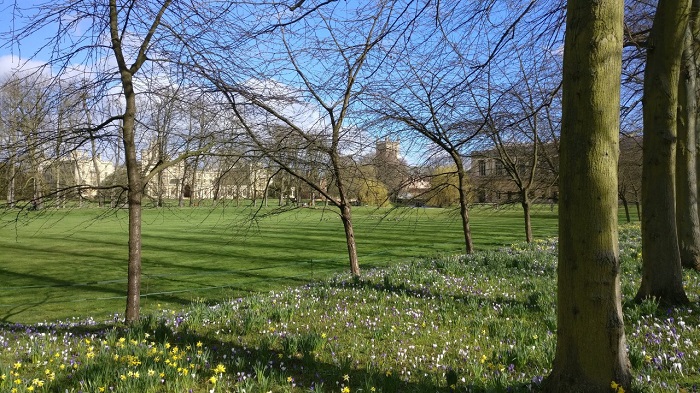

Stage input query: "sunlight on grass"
[
  {"left": 1, "top": 224, "right": 698, "bottom": 392},
  {"left": 0, "top": 205, "right": 558, "bottom": 323}
]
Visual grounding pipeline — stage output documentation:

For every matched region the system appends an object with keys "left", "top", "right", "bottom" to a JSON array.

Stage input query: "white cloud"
[{"left": 0, "top": 54, "right": 50, "bottom": 79}]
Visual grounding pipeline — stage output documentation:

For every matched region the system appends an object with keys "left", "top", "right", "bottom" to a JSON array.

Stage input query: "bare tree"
[
  {"left": 473, "top": 43, "right": 561, "bottom": 243},
  {"left": 178, "top": 1, "right": 413, "bottom": 277},
  {"left": 618, "top": 133, "right": 643, "bottom": 222},
  {"left": 3, "top": 0, "right": 224, "bottom": 323},
  {"left": 371, "top": 1, "right": 562, "bottom": 251}
]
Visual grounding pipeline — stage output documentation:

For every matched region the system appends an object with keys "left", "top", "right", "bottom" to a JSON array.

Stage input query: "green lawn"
[
  {"left": 1, "top": 224, "right": 697, "bottom": 393},
  {"left": 0, "top": 203, "right": 558, "bottom": 323}
]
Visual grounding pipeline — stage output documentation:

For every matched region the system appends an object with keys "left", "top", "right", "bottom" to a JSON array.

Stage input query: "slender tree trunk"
[
  {"left": 453, "top": 154, "right": 474, "bottom": 253},
  {"left": 90, "top": 141, "right": 102, "bottom": 207},
  {"left": 636, "top": 0, "right": 691, "bottom": 304},
  {"left": 121, "top": 75, "right": 143, "bottom": 323},
  {"left": 544, "top": 0, "right": 631, "bottom": 391},
  {"left": 54, "top": 166, "right": 61, "bottom": 209},
  {"left": 157, "top": 170, "right": 164, "bottom": 207},
  {"left": 521, "top": 189, "right": 533, "bottom": 243},
  {"left": 635, "top": 200, "right": 641, "bottom": 221},
  {"left": 340, "top": 203, "right": 360, "bottom": 277},
  {"left": 676, "top": 6, "right": 700, "bottom": 271},
  {"left": 109, "top": 0, "right": 172, "bottom": 323},
  {"left": 178, "top": 163, "right": 188, "bottom": 208},
  {"left": 7, "top": 161, "right": 15, "bottom": 207},
  {"left": 621, "top": 196, "right": 631, "bottom": 223},
  {"left": 85, "top": 98, "right": 103, "bottom": 208},
  {"left": 189, "top": 158, "right": 198, "bottom": 207}
]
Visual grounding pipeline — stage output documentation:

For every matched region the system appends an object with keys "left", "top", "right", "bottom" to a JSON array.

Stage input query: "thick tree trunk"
[
  {"left": 676, "top": 8, "right": 700, "bottom": 271},
  {"left": 636, "top": 0, "right": 691, "bottom": 305},
  {"left": 544, "top": 0, "right": 631, "bottom": 391},
  {"left": 339, "top": 203, "right": 360, "bottom": 277}
]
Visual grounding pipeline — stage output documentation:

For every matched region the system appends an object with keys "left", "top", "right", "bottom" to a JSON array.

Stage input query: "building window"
[
  {"left": 495, "top": 161, "right": 504, "bottom": 176},
  {"left": 478, "top": 160, "right": 486, "bottom": 176}
]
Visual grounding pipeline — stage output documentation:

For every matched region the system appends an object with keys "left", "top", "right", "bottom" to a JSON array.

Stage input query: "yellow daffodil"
[{"left": 213, "top": 363, "right": 226, "bottom": 374}]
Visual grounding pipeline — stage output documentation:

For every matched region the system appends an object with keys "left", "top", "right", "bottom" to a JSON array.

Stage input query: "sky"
[
  {"left": 0, "top": 1, "right": 563, "bottom": 167},
  {"left": 0, "top": 0, "right": 55, "bottom": 76}
]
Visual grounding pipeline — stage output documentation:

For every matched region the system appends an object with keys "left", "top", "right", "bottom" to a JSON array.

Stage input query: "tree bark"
[
  {"left": 676, "top": 3, "right": 700, "bottom": 271},
  {"left": 109, "top": 0, "right": 172, "bottom": 323},
  {"left": 521, "top": 190, "right": 533, "bottom": 243},
  {"left": 544, "top": 0, "right": 631, "bottom": 391},
  {"left": 636, "top": 0, "right": 691, "bottom": 304},
  {"left": 116, "top": 65, "right": 144, "bottom": 323},
  {"left": 340, "top": 203, "right": 360, "bottom": 277},
  {"left": 621, "top": 196, "right": 631, "bottom": 223},
  {"left": 452, "top": 153, "right": 474, "bottom": 254}
]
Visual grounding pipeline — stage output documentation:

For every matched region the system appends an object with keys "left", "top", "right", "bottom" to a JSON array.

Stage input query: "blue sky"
[{"left": 0, "top": 0, "right": 61, "bottom": 75}]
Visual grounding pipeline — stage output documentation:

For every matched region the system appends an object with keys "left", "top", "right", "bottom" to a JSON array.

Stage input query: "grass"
[
  {"left": 1, "top": 224, "right": 698, "bottom": 392},
  {"left": 0, "top": 203, "right": 559, "bottom": 323}
]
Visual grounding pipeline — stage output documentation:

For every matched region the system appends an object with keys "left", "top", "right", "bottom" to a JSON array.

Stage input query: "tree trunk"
[
  {"left": 7, "top": 162, "right": 15, "bottom": 207},
  {"left": 521, "top": 190, "right": 533, "bottom": 243},
  {"left": 236, "top": 184, "right": 241, "bottom": 207},
  {"left": 122, "top": 74, "right": 143, "bottom": 324},
  {"left": 676, "top": 6, "right": 700, "bottom": 271},
  {"left": 340, "top": 203, "right": 360, "bottom": 277},
  {"left": 636, "top": 0, "right": 691, "bottom": 305},
  {"left": 620, "top": 193, "right": 631, "bottom": 223},
  {"left": 453, "top": 154, "right": 474, "bottom": 254},
  {"left": 54, "top": 166, "right": 61, "bottom": 209},
  {"left": 90, "top": 144, "right": 102, "bottom": 207},
  {"left": 189, "top": 157, "right": 198, "bottom": 206},
  {"left": 86, "top": 98, "right": 103, "bottom": 208},
  {"left": 543, "top": 0, "right": 631, "bottom": 391},
  {"left": 157, "top": 170, "right": 164, "bottom": 207},
  {"left": 109, "top": 0, "right": 172, "bottom": 323}
]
